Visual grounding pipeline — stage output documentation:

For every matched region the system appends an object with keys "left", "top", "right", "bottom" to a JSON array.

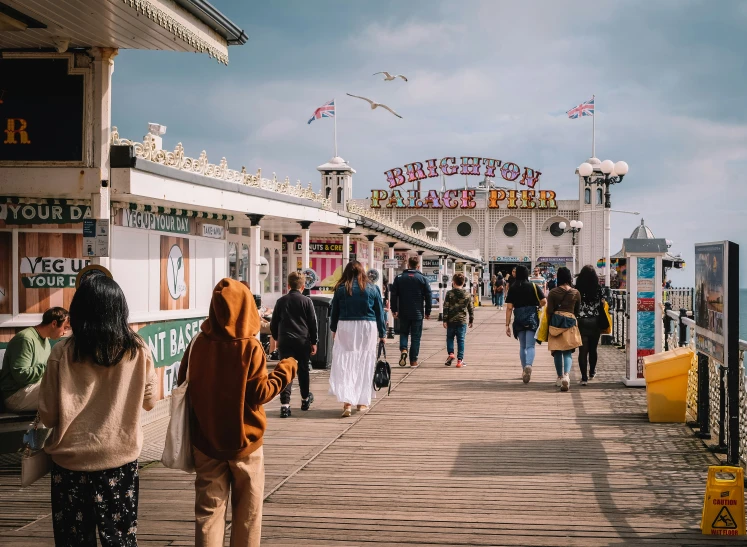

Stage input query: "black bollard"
[
  {"left": 696, "top": 352, "right": 711, "bottom": 439},
  {"left": 712, "top": 365, "right": 728, "bottom": 453},
  {"left": 663, "top": 302, "right": 672, "bottom": 351}
]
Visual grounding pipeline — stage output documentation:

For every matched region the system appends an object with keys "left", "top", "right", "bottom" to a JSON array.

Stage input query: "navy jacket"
[
  {"left": 391, "top": 269, "right": 433, "bottom": 320},
  {"left": 330, "top": 280, "right": 386, "bottom": 338},
  {"left": 270, "top": 289, "right": 318, "bottom": 345}
]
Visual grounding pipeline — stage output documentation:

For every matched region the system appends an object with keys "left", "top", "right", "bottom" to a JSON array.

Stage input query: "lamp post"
[
  {"left": 558, "top": 220, "right": 583, "bottom": 275},
  {"left": 577, "top": 159, "right": 629, "bottom": 287}
]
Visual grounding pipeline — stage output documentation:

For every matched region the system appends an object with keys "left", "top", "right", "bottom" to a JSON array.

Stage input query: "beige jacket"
[{"left": 39, "top": 339, "right": 157, "bottom": 471}]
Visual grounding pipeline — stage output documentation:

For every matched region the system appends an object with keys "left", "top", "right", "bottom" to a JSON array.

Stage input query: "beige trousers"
[
  {"left": 4, "top": 382, "right": 40, "bottom": 412},
  {"left": 193, "top": 446, "right": 265, "bottom": 547}
]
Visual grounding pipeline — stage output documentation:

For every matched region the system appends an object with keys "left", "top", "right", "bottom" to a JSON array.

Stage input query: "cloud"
[{"left": 351, "top": 20, "right": 465, "bottom": 53}]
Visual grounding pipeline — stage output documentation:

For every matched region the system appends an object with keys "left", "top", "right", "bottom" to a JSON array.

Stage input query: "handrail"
[{"left": 682, "top": 317, "right": 696, "bottom": 328}]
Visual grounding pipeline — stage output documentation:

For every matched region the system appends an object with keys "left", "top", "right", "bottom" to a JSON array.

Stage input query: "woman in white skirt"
[{"left": 329, "top": 261, "right": 386, "bottom": 417}]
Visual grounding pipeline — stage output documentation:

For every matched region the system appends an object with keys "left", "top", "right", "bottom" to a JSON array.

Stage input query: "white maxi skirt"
[{"left": 329, "top": 320, "right": 378, "bottom": 406}]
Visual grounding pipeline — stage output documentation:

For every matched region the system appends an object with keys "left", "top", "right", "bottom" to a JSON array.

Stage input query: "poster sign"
[
  {"left": 694, "top": 242, "right": 736, "bottom": 365},
  {"left": 160, "top": 236, "right": 190, "bottom": 310},
  {"left": 635, "top": 257, "right": 656, "bottom": 378},
  {"left": 422, "top": 259, "right": 439, "bottom": 268},
  {"left": 0, "top": 203, "right": 91, "bottom": 225},
  {"left": 19, "top": 257, "right": 90, "bottom": 288},
  {"left": 83, "top": 219, "right": 110, "bottom": 257},
  {"left": 383, "top": 259, "right": 400, "bottom": 269},
  {"left": 122, "top": 209, "right": 190, "bottom": 234}
]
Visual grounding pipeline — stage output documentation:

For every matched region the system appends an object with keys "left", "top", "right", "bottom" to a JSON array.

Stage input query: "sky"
[{"left": 111, "top": 0, "right": 747, "bottom": 287}]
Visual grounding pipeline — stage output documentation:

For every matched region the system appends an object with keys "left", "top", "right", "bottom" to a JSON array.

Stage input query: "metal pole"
[
  {"left": 604, "top": 202, "right": 611, "bottom": 287},
  {"left": 591, "top": 94, "right": 596, "bottom": 158},
  {"left": 696, "top": 352, "right": 711, "bottom": 439},
  {"left": 714, "top": 365, "right": 728, "bottom": 453},
  {"left": 678, "top": 308, "right": 687, "bottom": 348},
  {"left": 663, "top": 302, "right": 672, "bottom": 352},
  {"left": 334, "top": 100, "right": 338, "bottom": 158}
]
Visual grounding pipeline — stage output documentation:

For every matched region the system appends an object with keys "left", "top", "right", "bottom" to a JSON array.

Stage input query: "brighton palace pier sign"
[{"left": 370, "top": 156, "right": 557, "bottom": 210}]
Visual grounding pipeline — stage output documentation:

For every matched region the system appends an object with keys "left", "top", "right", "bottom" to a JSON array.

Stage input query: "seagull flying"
[
  {"left": 346, "top": 93, "right": 403, "bottom": 119},
  {"left": 373, "top": 71, "right": 408, "bottom": 82}
]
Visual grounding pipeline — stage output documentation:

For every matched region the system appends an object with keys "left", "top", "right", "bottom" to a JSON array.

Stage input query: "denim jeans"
[
  {"left": 399, "top": 317, "right": 423, "bottom": 362},
  {"left": 554, "top": 350, "right": 573, "bottom": 376},
  {"left": 497, "top": 292, "right": 505, "bottom": 307},
  {"left": 446, "top": 323, "right": 468, "bottom": 360},
  {"left": 517, "top": 329, "right": 536, "bottom": 368}
]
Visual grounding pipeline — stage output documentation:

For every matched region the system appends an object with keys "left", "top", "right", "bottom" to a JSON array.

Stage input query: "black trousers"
[
  {"left": 579, "top": 331, "right": 601, "bottom": 380},
  {"left": 279, "top": 338, "right": 311, "bottom": 404},
  {"left": 51, "top": 460, "right": 139, "bottom": 547}
]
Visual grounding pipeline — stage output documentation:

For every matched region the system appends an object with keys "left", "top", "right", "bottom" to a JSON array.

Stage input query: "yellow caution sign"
[{"left": 701, "top": 466, "right": 745, "bottom": 536}]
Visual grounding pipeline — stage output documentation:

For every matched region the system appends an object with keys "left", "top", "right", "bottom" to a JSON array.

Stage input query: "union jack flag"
[
  {"left": 308, "top": 99, "right": 335, "bottom": 124},
  {"left": 567, "top": 97, "right": 594, "bottom": 119}
]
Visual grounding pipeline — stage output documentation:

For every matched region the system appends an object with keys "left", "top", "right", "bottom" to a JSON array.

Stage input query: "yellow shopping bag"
[
  {"left": 535, "top": 307, "right": 549, "bottom": 343},
  {"left": 601, "top": 300, "right": 612, "bottom": 335}
]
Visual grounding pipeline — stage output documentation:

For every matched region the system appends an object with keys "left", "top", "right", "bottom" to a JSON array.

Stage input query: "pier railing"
[{"left": 663, "top": 305, "right": 746, "bottom": 468}]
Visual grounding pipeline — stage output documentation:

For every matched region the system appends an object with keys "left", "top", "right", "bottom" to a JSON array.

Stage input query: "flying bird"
[
  {"left": 346, "top": 93, "right": 403, "bottom": 118},
  {"left": 373, "top": 71, "right": 408, "bottom": 82}
]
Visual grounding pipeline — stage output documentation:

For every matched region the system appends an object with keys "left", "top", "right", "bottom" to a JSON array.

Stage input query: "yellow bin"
[{"left": 642, "top": 347, "right": 693, "bottom": 422}]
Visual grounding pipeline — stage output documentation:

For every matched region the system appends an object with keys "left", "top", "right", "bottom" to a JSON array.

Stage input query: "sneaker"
[
  {"left": 522, "top": 365, "right": 532, "bottom": 384},
  {"left": 280, "top": 406, "right": 291, "bottom": 418},
  {"left": 556, "top": 377, "right": 563, "bottom": 387},
  {"left": 445, "top": 353, "right": 455, "bottom": 367},
  {"left": 301, "top": 393, "right": 314, "bottom": 411},
  {"left": 399, "top": 350, "right": 408, "bottom": 367},
  {"left": 561, "top": 374, "right": 570, "bottom": 392},
  {"left": 580, "top": 380, "right": 588, "bottom": 386},
  {"left": 269, "top": 350, "right": 279, "bottom": 361},
  {"left": 410, "top": 360, "right": 419, "bottom": 368},
  {"left": 456, "top": 359, "right": 465, "bottom": 368},
  {"left": 590, "top": 373, "right": 596, "bottom": 380}
]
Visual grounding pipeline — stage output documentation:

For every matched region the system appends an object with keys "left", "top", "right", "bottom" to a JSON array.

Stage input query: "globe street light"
[
  {"left": 577, "top": 160, "right": 629, "bottom": 286},
  {"left": 559, "top": 220, "right": 583, "bottom": 275}
]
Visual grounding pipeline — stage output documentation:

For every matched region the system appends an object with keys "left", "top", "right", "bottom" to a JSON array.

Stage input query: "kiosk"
[{"left": 622, "top": 238, "right": 668, "bottom": 387}]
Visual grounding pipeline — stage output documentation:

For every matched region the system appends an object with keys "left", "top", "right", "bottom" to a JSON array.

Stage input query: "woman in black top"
[
  {"left": 505, "top": 266, "right": 547, "bottom": 384},
  {"left": 575, "top": 265, "right": 605, "bottom": 385}
]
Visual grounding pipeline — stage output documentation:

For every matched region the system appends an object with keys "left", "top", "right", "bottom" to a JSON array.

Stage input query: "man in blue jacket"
[{"left": 391, "top": 256, "right": 432, "bottom": 367}]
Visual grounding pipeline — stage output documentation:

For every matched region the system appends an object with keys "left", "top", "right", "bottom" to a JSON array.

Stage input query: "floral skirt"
[
  {"left": 51, "top": 460, "right": 139, "bottom": 546},
  {"left": 329, "top": 320, "right": 378, "bottom": 406}
]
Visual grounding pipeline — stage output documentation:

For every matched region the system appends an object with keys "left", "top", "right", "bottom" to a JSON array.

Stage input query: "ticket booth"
[{"left": 622, "top": 238, "right": 668, "bottom": 387}]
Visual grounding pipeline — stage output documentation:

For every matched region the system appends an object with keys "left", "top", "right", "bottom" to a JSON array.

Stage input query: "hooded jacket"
[{"left": 177, "top": 278, "right": 297, "bottom": 460}]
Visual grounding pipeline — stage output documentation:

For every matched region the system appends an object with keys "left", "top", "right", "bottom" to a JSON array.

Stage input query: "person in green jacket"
[{"left": 0, "top": 307, "right": 69, "bottom": 412}]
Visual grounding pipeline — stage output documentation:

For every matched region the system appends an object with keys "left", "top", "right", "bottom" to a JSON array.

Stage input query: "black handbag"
[{"left": 373, "top": 341, "right": 391, "bottom": 395}]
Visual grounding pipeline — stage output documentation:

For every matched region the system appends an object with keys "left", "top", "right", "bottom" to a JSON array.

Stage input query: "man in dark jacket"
[
  {"left": 271, "top": 272, "right": 318, "bottom": 417},
  {"left": 391, "top": 257, "right": 432, "bottom": 367}
]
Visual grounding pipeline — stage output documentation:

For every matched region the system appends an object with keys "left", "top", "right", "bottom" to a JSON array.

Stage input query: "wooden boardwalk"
[{"left": 0, "top": 304, "right": 742, "bottom": 545}]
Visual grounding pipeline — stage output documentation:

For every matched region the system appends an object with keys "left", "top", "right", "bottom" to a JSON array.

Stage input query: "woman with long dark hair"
[
  {"left": 505, "top": 265, "right": 547, "bottom": 384},
  {"left": 546, "top": 267, "right": 582, "bottom": 392},
  {"left": 329, "top": 261, "right": 386, "bottom": 417},
  {"left": 575, "top": 265, "right": 606, "bottom": 385},
  {"left": 39, "top": 274, "right": 157, "bottom": 545}
]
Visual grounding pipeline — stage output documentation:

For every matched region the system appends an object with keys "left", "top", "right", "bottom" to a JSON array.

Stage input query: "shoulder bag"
[
  {"left": 20, "top": 412, "right": 52, "bottom": 487},
  {"left": 161, "top": 334, "right": 197, "bottom": 473},
  {"left": 373, "top": 340, "right": 391, "bottom": 395}
]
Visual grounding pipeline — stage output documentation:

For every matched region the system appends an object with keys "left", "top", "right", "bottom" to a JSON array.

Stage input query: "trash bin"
[
  {"left": 309, "top": 295, "right": 334, "bottom": 370},
  {"left": 642, "top": 347, "right": 694, "bottom": 423}
]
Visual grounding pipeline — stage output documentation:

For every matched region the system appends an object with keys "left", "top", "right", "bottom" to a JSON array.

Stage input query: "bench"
[{"left": 0, "top": 411, "right": 37, "bottom": 454}]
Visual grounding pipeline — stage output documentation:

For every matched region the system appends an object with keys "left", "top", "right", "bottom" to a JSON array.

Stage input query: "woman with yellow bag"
[
  {"left": 505, "top": 266, "right": 547, "bottom": 384},
  {"left": 575, "top": 265, "right": 610, "bottom": 385}
]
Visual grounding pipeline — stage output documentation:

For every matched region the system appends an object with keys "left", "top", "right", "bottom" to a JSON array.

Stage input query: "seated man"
[{"left": 0, "top": 307, "right": 69, "bottom": 412}]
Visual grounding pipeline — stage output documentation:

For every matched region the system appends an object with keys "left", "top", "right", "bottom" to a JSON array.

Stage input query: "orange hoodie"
[{"left": 177, "top": 278, "right": 297, "bottom": 460}]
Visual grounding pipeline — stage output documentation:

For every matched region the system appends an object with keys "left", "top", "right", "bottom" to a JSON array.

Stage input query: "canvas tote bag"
[{"left": 161, "top": 334, "right": 197, "bottom": 473}]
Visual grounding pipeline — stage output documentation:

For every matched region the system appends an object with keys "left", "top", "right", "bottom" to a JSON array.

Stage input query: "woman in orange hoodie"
[{"left": 177, "top": 279, "right": 297, "bottom": 547}]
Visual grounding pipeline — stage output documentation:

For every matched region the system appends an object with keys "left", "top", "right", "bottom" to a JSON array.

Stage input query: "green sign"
[
  {"left": 137, "top": 317, "right": 206, "bottom": 369},
  {"left": 0, "top": 203, "right": 92, "bottom": 224},
  {"left": 122, "top": 209, "right": 190, "bottom": 234}
]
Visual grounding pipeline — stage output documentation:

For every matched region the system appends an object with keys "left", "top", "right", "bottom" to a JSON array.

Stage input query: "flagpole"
[
  {"left": 591, "top": 94, "right": 596, "bottom": 158},
  {"left": 334, "top": 99, "right": 338, "bottom": 157}
]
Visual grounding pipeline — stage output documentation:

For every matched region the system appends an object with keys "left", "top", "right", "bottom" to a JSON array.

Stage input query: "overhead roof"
[{"left": 0, "top": 0, "right": 246, "bottom": 64}]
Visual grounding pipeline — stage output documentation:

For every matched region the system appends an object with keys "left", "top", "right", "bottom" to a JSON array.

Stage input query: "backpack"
[{"left": 373, "top": 341, "right": 391, "bottom": 395}]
